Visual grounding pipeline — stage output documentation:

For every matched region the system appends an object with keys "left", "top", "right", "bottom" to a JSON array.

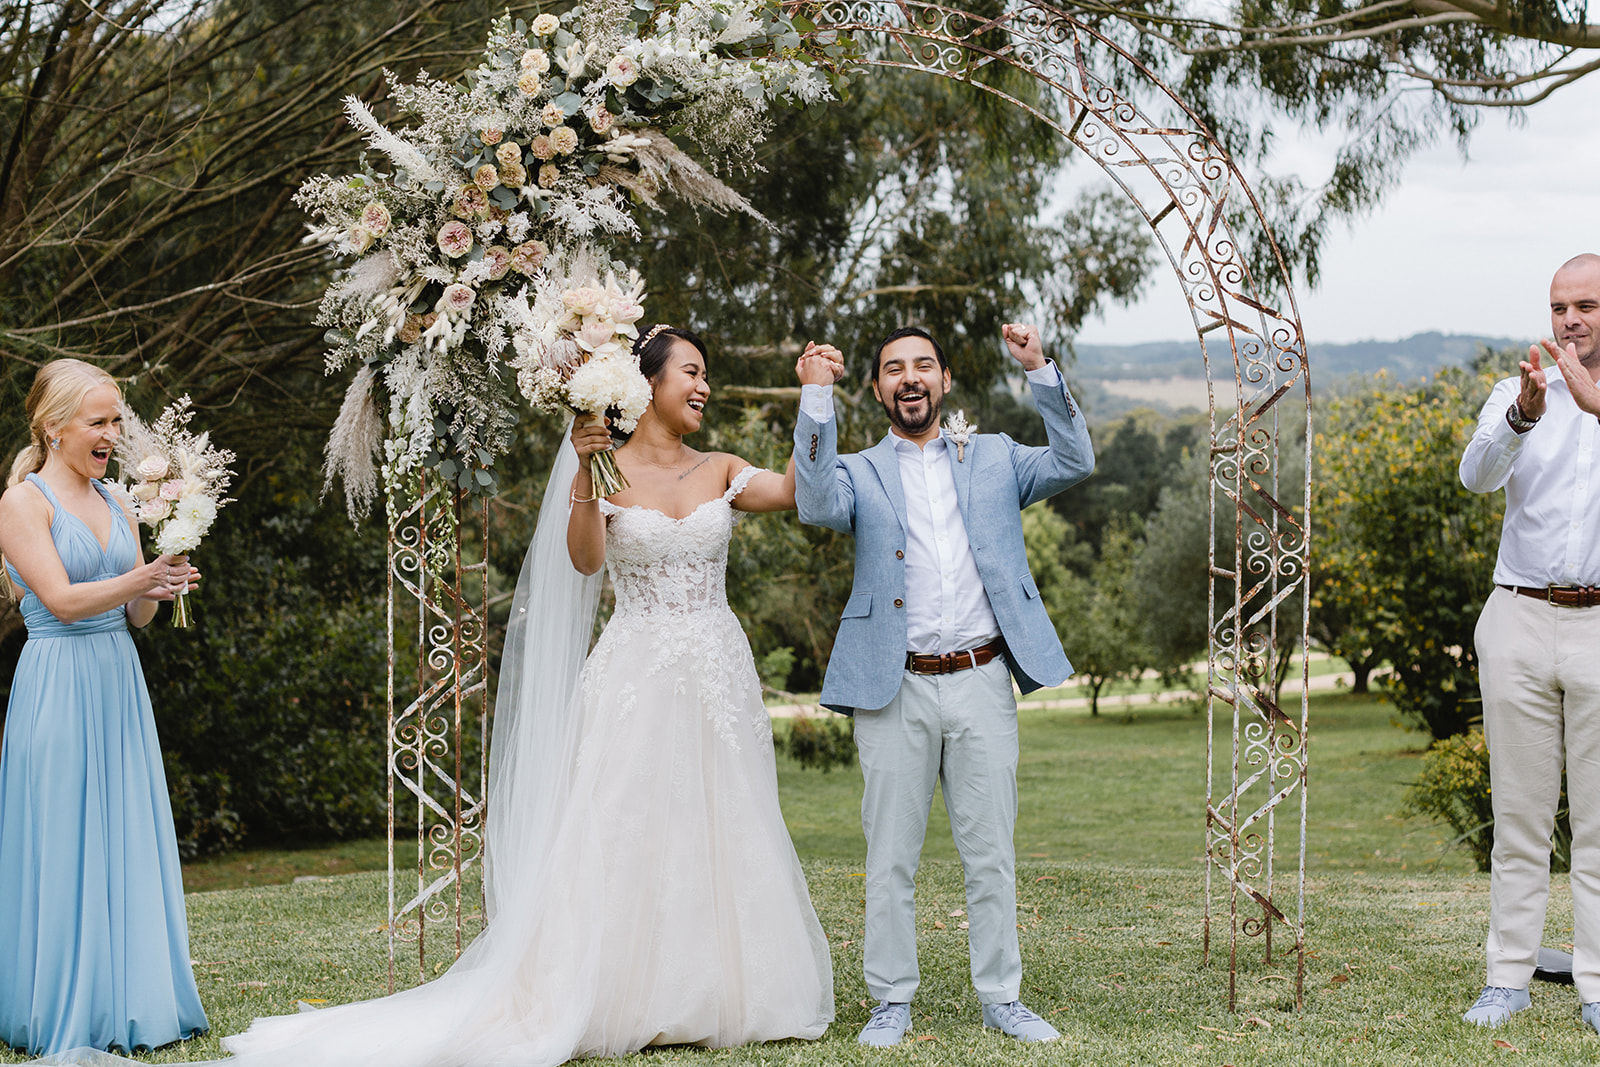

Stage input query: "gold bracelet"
[{"left": 570, "top": 487, "right": 598, "bottom": 504}]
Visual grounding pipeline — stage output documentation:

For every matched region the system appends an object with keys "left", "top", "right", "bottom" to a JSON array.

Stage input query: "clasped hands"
[
  {"left": 1519, "top": 339, "right": 1600, "bottom": 420},
  {"left": 795, "top": 342, "right": 846, "bottom": 387}
]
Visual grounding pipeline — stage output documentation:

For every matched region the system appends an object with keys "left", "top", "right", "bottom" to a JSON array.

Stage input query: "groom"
[{"left": 793, "top": 323, "right": 1094, "bottom": 1045}]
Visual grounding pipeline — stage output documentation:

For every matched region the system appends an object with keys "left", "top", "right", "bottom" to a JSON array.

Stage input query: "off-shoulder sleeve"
[
  {"left": 596, "top": 497, "right": 622, "bottom": 518},
  {"left": 722, "top": 465, "right": 770, "bottom": 518}
]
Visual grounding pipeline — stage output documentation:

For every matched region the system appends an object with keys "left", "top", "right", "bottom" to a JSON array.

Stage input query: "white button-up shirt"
[
  {"left": 890, "top": 431, "right": 998, "bottom": 653},
  {"left": 802, "top": 362, "right": 1062, "bottom": 653},
  {"left": 1460, "top": 373, "right": 1600, "bottom": 587}
]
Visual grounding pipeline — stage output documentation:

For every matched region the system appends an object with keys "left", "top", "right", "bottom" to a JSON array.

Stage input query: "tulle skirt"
[{"left": 215, "top": 604, "right": 833, "bottom": 1066}]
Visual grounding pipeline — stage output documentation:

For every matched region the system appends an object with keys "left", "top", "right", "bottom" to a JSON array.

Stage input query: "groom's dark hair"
[{"left": 871, "top": 326, "right": 947, "bottom": 380}]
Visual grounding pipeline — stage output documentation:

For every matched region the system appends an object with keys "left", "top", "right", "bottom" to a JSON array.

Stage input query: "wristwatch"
[{"left": 1506, "top": 401, "right": 1540, "bottom": 434}]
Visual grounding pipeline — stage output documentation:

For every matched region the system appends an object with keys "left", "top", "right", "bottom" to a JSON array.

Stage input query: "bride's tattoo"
[{"left": 678, "top": 458, "right": 711, "bottom": 481}]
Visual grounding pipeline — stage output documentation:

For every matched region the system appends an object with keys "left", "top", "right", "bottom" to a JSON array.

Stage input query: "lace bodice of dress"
[{"left": 598, "top": 466, "right": 765, "bottom": 622}]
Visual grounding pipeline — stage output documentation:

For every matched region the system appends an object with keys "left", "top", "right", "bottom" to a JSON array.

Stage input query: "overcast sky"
[{"left": 1072, "top": 82, "right": 1599, "bottom": 348}]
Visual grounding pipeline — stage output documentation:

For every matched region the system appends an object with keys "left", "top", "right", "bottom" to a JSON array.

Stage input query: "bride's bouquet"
[
  {"left": 509, "top": 260, "right": 652, "bottom": 496},
  {"left": 114, "top": 397, "right": 237, "bottom": 628}
]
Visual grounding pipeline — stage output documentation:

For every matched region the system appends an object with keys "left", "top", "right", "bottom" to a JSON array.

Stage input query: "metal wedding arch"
[{"left": 382, "top": 0, "right": 1312, "bottom": 1012}]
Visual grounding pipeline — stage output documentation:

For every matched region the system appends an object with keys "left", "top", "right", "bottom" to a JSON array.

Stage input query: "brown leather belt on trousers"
[
  {"left": 905, "top": 638, "right": 1006, "bottom": 675},
  {"left": 1500, "top": 584, "right": 1600, "bottom": 608}
]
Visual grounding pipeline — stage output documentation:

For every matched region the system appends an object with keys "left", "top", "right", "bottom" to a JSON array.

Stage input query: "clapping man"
[{"left": 1459, "top": 253, "right": 1600, "bottom": 1031}]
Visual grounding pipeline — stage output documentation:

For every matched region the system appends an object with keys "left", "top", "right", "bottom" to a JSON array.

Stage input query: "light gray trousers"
[
  {"left": 853, "top": 658, "right": 1021, "bottom": 1004},
  {"left": 1478, "top": 586, "right": 1600, "bottom": 1001}
]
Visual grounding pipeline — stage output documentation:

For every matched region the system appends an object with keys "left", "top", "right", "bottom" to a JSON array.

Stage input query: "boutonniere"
[{"left": 943, "top": 410, "right": 976, "bottom": 462}]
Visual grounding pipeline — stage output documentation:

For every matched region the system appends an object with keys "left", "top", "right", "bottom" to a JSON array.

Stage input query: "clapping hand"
[
  {"left": 1542, "top": 337, "right": 1600, "bottom": 417},
  {"left": 1002, "top": 323, "right": 1047, "bottom": 371},
  {"left": 1517, "top": 344, "right": 1550, "bottom": 421},
  {"left": 795, "top": 341, "right": 845, "bottom": 386}
]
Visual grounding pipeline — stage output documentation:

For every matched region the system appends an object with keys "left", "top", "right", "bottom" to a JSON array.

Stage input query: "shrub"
[
  {"left": 1404, "top": 728, "right": 1570, "bottom": 873},
  {"left": 777, "top": 713, "right": 856, "bottom": 773}
]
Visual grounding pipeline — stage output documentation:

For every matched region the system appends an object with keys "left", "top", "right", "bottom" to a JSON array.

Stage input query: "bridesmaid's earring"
[{"left": 49, "top": 437, "right": 60, "bottom": 450}]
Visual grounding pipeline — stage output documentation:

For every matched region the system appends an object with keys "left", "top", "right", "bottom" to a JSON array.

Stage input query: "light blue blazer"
[{"left": 794, "top": 369, "right": 1095, "bottom": 713}]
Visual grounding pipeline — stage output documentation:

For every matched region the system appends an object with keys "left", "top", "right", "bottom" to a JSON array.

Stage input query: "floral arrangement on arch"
[{"left": 302, "top": 0, "right": 852, "bottom": 520}]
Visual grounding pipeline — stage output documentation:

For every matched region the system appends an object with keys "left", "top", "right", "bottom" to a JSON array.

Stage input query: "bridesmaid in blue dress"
[{"left": 0, "top": 360, "right": 209, "bottom": 1056}]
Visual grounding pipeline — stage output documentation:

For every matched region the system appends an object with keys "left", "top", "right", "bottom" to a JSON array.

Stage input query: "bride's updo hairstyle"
[
  {"left": 612, "top": 325, "right": 709, "bottom": 443},
  {"left": 7, "top": 359, "right": 120, "bottom": 489}
]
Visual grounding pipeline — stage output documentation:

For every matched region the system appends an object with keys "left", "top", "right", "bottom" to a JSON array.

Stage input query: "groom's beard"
[{"left": 882, "top": 385, "right": 943, "bottom": 436}]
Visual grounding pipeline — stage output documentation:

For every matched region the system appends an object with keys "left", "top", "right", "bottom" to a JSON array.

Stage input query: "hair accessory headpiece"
[{"left": 641, "top": 323, "right": 673, "bottom": 347}]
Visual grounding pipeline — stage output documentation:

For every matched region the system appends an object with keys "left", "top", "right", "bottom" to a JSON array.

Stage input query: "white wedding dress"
[{"left": 39, "top": 463, "right": 833, "bottom": 1066}]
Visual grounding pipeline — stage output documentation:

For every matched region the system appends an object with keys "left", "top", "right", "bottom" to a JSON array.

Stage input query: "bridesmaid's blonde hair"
[
  {"left": 7, "top": 359, "right": 121, "bottom": 489},
  {"left": 4, "top": 360, "right": 121, "bottom": 599}
]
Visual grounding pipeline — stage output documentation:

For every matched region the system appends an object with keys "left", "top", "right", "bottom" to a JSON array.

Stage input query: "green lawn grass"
[{"left": 15, "top": 693, "right": 1588, "bottom": 1065}]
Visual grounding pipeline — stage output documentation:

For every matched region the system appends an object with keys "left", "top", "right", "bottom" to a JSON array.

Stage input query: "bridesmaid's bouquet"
[
  {"left": 114, "top": 397, "right": 237, "bottom": 628},
  {"left": 509, "top": 258, "right": 651, "bottom": 496}
]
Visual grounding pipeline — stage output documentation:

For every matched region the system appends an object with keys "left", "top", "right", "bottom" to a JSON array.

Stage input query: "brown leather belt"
[
  {"left": 905, "top": 638, "right": 1006, "bottom": 675},
  {"left": 1501, "top": 584, "right": 1600, "bottom": 608}
]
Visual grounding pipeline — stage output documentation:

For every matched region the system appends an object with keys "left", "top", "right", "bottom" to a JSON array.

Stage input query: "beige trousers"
[{"left": 1478, "top": 586, "right": 1600, "bottom": 1001}]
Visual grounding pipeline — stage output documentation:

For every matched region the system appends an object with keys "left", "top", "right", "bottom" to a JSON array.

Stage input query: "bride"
[{"left": 43, "top": 327, "right": 843, "bottom": 1066}]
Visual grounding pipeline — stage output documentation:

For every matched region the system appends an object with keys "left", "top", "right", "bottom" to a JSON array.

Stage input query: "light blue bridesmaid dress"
[{"left": 0, "top": 474, "right": 208, "bottom": 1056}]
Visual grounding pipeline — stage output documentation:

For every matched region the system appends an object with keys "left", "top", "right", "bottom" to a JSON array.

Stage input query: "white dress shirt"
[
  {"left": 801, "top": 363, "right": 1062, "bottom": 653},
  {"left": 1460, "top": 372, "right": 1600, "bottom": 587}
]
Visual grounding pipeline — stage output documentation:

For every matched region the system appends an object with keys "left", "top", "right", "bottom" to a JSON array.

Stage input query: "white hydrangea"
[{"left": 565, "top": 355, "right": 652, "bottom": 432}]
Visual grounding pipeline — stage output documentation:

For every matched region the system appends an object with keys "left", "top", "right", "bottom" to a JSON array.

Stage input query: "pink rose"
[
  {"left": 611, "top": 299, "right": 644, "bottom": 326},
  {"left": 131, "top": 481, "right": 160, "bottom": 502},
  {"left": 495, "top": 143, "right": 522, "bottom": 168},
  {"left": 437, "top": 220, "right": 473, "bottom": 258},
  {"left": 160, "top": 479, "right": 186, "bottom": 501},
  {"left": 605, "top": 54, "right": 639, "bottom": 88},
  {"left": 140, "top": 498, "right": 172, "bottom": 523},
  {"left": 574, "top": 318, "right": 617, "bottom": 352},
  {"left": 588, "top": 107, "right": 614, "bottom": 136},
  {"left": 537, "top": 163, "right": 561, "bottom": 188},
  {"left": 479, "top": 127, "right": 504, "bottom": 146},
  {"left": 527, "top": 135, "right": 556, "bottom": 161},
  {"left": 441, "top": 283, "right": 476, "bottom": 315},
  {"left": 136, "top": 455, "right": 170, "bottom": 480},
  {"left": 483, "top": 245, "right": 513, "bottom": 281},
  {"left": 360, "top": 201, "right": 391, "bottom": 236},
  {"left": 562, "top": 286, "right": 604, "bottom": 317},
  {"left": 510, "top": 240, "right": 548, "bottom": 275},
  {"left": 453, "top": 186, "right": 489, "bottom": 219},
  {"left": 541, "top": 102, "right": 567, "bottom": 128},
  {"left": 500, "top": 162, "right": 528, "bottom": 188},
  {"left": 348, "top": 225, "right": 375, "bottom": 253},
  {"left": 473, "top": 164, "right": 500, "bottom": 190}
]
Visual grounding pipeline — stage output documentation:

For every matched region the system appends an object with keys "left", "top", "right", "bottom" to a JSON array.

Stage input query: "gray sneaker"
[
  {"left": 858, "top": 1001, "right": 911, "bottom": 1047},
  {"left": 982, "top": 1000, "right": 1060, "bottom": 1042},
  {"left": 1462, "top": 985, "right": 1531, "bottom": 1027},
  {"left": 1583, "top": 1001, "right": 1600, "bottom": 1035}
]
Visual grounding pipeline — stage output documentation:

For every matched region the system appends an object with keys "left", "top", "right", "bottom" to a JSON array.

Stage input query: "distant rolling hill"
[{"left": 1068, "top": 331, "right": 1520, "bottom": 417}]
